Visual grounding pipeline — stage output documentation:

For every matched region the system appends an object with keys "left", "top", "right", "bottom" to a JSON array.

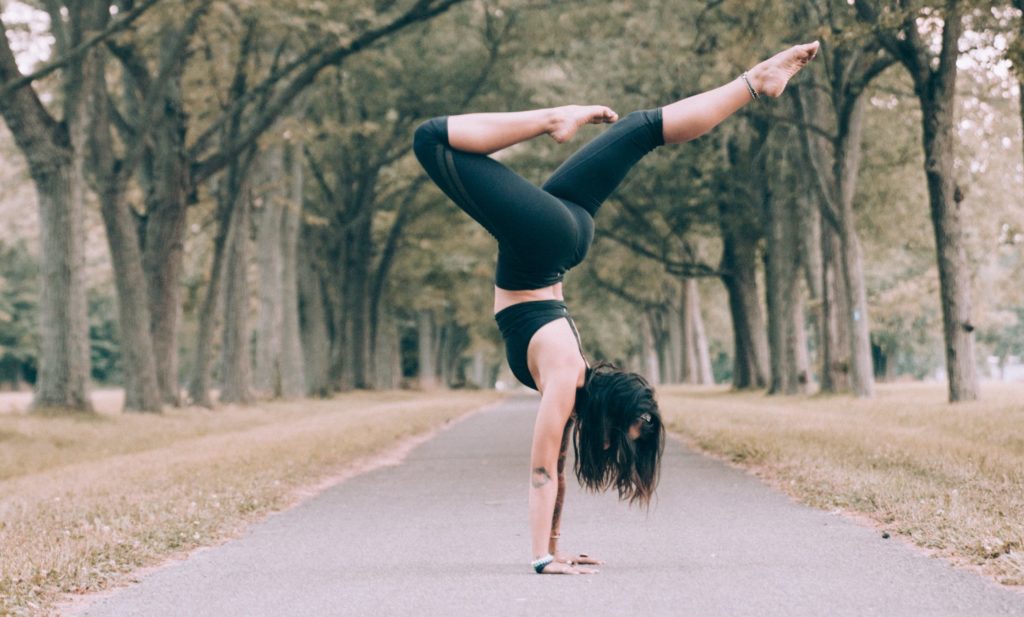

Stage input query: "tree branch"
[
  {"left": 192, "top": 0, "right": 468, "bottom": 184},
  {"left": 0, "top": 0, "right": 166, "bottom": 102}
]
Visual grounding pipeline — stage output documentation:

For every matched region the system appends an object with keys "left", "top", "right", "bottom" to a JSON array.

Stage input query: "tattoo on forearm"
[{"left": 531, "top": 466, "right": 552, "bottom": 488}]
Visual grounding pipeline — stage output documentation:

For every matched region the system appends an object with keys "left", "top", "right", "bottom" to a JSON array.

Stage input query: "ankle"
[
  {"left": 544, "top": 106, "right": 569, "bottom": 133},
  {"left": 745, "top": 65, "right": 766, "bottom": 95}
]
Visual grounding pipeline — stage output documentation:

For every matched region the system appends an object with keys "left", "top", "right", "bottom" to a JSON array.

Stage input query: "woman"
[{"left": 413, "top": 41, "right": 819, "bottom": 575}]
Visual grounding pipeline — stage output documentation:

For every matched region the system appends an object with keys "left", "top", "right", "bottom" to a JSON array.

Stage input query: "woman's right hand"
[{"left": 538, "top": 560, "right": 599, "bottom": 575}]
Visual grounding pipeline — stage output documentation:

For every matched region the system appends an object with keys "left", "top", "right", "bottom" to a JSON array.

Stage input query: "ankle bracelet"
[{"left": 741, "top": 72, "right": 760, "bottom": 101}]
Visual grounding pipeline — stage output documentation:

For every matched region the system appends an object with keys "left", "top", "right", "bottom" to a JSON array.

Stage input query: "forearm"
[
  {"left": 529, "top": 462, "right": 558, "bottom": 559},
  {"left": 447, "top": 109, "right": 557, "bottom": 155},
  {"left": 548, "top": 418, "right": 573, "bottom": 554}
]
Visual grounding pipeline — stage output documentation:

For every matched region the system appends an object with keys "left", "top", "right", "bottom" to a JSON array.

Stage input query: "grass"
[
  {"left": 0, "top": 390, "right": 501, "bottom": 616},
  {"left": 659, "top": 381, "right": 1024, "bottom": 587}
]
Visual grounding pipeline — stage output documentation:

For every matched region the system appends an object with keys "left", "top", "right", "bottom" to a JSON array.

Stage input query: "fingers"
[
  {"left": 555, "top": 552, "right": 605, "bottom": 565},
  {"left": 540, "top": 560, "right": 600, "bottom": 574}
]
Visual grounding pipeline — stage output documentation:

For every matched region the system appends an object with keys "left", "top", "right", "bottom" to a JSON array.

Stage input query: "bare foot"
[
  {"left": 747, "top": 41, "right": 820, "bottom": 98},
  {"left": 548, "top": 105, "right": 618, "bottom": 143}
]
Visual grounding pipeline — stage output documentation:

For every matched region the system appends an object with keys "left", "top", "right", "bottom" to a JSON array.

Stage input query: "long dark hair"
[{"left": 572, "top": 362, "right": 665, "bottom": 508}]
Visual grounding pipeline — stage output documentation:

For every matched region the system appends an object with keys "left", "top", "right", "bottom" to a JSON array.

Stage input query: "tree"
[
  {"left": 855, "top": 0, "right": 979, "bottom": 401},
  {"left": 0, "top": 2, "right": 101, "bottom": 411},
  {"left": 789, "top": 3, "right": 897, "bottom": 397}
]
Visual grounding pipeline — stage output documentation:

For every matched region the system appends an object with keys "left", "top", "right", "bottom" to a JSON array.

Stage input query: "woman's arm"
[
  {"left": 528, "top": 378, "right": 596, "bottom": 574},
  {"left": 548, "top": 418, "right": 573, "bottom": 555}
]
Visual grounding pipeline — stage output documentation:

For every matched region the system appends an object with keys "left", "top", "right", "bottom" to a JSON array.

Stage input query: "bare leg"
[
  {"left": 448, "top": 105, "right": 618, "bottom": 155},
  {"left": 662, "top": 41, "right": 819, "bottom": 144}
]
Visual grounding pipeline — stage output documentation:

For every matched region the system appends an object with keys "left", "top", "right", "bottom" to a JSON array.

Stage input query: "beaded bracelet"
[{"left": 532, "top": 553, "right": 554, "bottom": 573}]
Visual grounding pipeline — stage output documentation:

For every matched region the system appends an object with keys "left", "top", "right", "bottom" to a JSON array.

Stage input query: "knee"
[
  {"left": 412, "top": 117, "right": 449, "bottom": 154},
  {"left": 620, "top": 108, "right": 664, "bottom": 147}
]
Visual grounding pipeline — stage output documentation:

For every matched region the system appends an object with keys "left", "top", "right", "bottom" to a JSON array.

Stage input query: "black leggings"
[{"left": 412, "top": 108, "right": 664, "bottom": 290}]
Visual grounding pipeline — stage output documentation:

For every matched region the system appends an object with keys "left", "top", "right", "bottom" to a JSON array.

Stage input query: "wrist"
[{"left": 531, "top": 553, "right": 555, "bottom": 573}]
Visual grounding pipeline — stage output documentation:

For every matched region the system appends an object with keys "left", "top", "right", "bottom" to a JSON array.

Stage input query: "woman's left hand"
[{"left": 555, "top": 552, "right": 605, "bottom": 566}]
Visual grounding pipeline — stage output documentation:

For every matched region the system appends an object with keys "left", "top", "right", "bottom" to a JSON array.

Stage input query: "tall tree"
[
  {"left": 855, "top": 0, "right": 979, "bottom": 402},
  {"left": 0, "top": 3, "right": 102, "bottom": 411},
  {"left": 789, "top": 3, "right": 897, "bottom": 397}
]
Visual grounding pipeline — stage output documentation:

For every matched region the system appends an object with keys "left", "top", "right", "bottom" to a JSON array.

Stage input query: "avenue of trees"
[{"left": 0, "top": 0, "right": 1022, "bottom": 412}]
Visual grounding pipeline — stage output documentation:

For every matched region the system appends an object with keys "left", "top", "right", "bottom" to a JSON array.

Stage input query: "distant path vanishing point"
[{"left": 70, "top": 395, "right": 1024, "bottom": 617}]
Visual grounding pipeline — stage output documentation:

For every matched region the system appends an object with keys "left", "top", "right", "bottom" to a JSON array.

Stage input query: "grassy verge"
[
  {"left": 659, "top": 382, "right": 1024, "bottom": 587},
  {"left": 0, "top": 390, "right": 501, "bottom": 616}
]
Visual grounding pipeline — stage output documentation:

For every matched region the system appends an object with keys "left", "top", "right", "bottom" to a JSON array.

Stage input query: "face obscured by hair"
[{"left": 573, "top": 363, "right": 665, "bottom": 507}]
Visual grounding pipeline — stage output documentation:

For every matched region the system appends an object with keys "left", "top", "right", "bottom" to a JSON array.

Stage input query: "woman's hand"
[
  {"left": 538, "top": 560, "right": 599, "bottom": 575},
  {"left": 555, "top": 552, "right": 605, "bottom": 566}
]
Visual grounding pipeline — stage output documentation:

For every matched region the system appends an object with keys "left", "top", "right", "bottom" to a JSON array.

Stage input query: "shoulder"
[{"left": 529, "top": 319, "right": 586, "bottom": 391}]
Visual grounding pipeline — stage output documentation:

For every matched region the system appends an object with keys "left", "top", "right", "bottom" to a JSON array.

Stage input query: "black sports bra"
[{"left": 494, "top": 300, "right": 587, "bottom": 390}]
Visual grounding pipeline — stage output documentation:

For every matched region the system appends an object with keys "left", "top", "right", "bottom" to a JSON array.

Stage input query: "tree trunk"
[
  {"left": 278, "top": 145, "right": 306, "bottom": 398},
  {"left": 219, "top": 186, "right": 253, "bottom": 405},
  {"left": 418, "top": 309, "right": 438, "bottom": 389},
  {"left": 836, "top": 95, "right": 875, "bottom": 397},
  {"left": 142, "top": 102, "right": 189, "bottom": 406},
  {"left": 721, "top": 225, "right": 768, "bottom": 389},
  {"left": 801, "top": 193, "right": 825, "bottom": 390},
  {"left": 790, "top": 290, "right": 810, "bottom": 393},
  {"left": 685, "top": 278, "right": 714, "bottom": 385},
  {"left": 299, "top": 233, "right": 331, "bottom": 397},
  {"left": 187, "top": 180, "right": 231, "bottom": 408},
  {"left": 681, "top": 287, "right": 698, "bottom": 384},
  {"left": 0, "top": 22, "right": 92, "bottom": 412},
  {"left": 642, "top": 310, "right": 661, "bottom": 386},
  {"left": 342, "top": 217, "right": 373, "bottom": 390},
  {"left": 921, "top": 103, "right": 979, "bottom": 401},
  {"left": 765, "top": 188, "right": 805, "bottom": 395},
  {"left": 254, "top": 149, "right": 285, "bottom": 396},
  {"left": 96, "top": 183, "right": 162, "bottom": 412},
  {"left": 668, "top": 289, "right": 684, "bottom": 384},
  {"left": 31, "top": 161, "right": 93, "bottom": 411},
  {"left": 821, "top": 226, "right": 851, "bottom": 391}
]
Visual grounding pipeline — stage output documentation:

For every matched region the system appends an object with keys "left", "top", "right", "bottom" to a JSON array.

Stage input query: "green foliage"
[{"left": 0, "top": 240, "right": 39, "bottom": 387}]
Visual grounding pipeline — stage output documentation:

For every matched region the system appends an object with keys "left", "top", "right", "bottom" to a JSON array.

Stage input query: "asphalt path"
[{"left": 71, "top": 395, "right": 1024, "bottom": 617}]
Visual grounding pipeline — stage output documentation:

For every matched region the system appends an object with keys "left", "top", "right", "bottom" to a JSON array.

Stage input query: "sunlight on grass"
[
  {"left": 660, "top": 382, "right": 1024, "bottom": 587},
  {"left": 0, "top": 390, "right": 502, "bottom": 615}
]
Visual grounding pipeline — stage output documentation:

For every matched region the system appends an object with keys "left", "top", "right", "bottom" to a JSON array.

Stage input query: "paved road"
[{"left": 72, "top": 395, "right": 1024, "bottom": 617}]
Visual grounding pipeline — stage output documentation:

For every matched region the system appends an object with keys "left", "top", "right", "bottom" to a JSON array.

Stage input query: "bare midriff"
[{"left": 493, "top": 282, "right": 564, "bottom": 315}]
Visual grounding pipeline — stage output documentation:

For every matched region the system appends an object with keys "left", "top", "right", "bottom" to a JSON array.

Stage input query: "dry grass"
[
  {"left": 0, "top": 390, "right": 501, "bottom": 616},
  {"left": 659, "top": 382, "right": 1024, "bottom": 587}
]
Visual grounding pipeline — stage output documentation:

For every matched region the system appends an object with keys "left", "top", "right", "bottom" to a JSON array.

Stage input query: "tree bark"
[
  {"left": 765, "top": 186, "right": 807, "bottom": 395},
  {"left": 921, "top": 105, "right": 978, "bottom": 401},
  {"left": 298, "top": 232, "right": 331, "bottom": 397},
  {"left": 720, "top": 223, "right": 769, "bottom": 389},
  {"left": 219, "top": 184, "right": 253, "bottom": 405},
  {"left": 684, "top": 278, "right": 714, "bottom": 385},
  {"left": 668, "top": 290, "right": 684, "bottom": 384},
  {"left": 142, "top": 92, "right": 190, "bottom": 405},
  {"left": 418, "top": 309, "right": 438, "bottom": 389},
  {"left": 641, "top": 310, "right": 661, "bottom": 386},
  {"left": 854, "top": 0, "right": 977, "bottom": 402},
  {"left": 0, "top": 13, "right": 92, "bottom": 412},
  {"left": 187, "top": 178, "right": 230, "bottom": 408},
  {"left": 254, "top": 149, "right": 285, "bottom": 396},
  {"left": 835, "top": 95, "right": 875, "bottom": 397},
  {"left": 822, "top": 226, "right": 851, "bottom": 391},
  {"left": 278, "top": 144, "right": 306, "bottom": 398}
]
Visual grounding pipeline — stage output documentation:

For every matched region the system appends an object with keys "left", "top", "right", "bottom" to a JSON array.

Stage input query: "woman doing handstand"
[{"left": 413, "top": 42, "right": 819, "bottom": 575}]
